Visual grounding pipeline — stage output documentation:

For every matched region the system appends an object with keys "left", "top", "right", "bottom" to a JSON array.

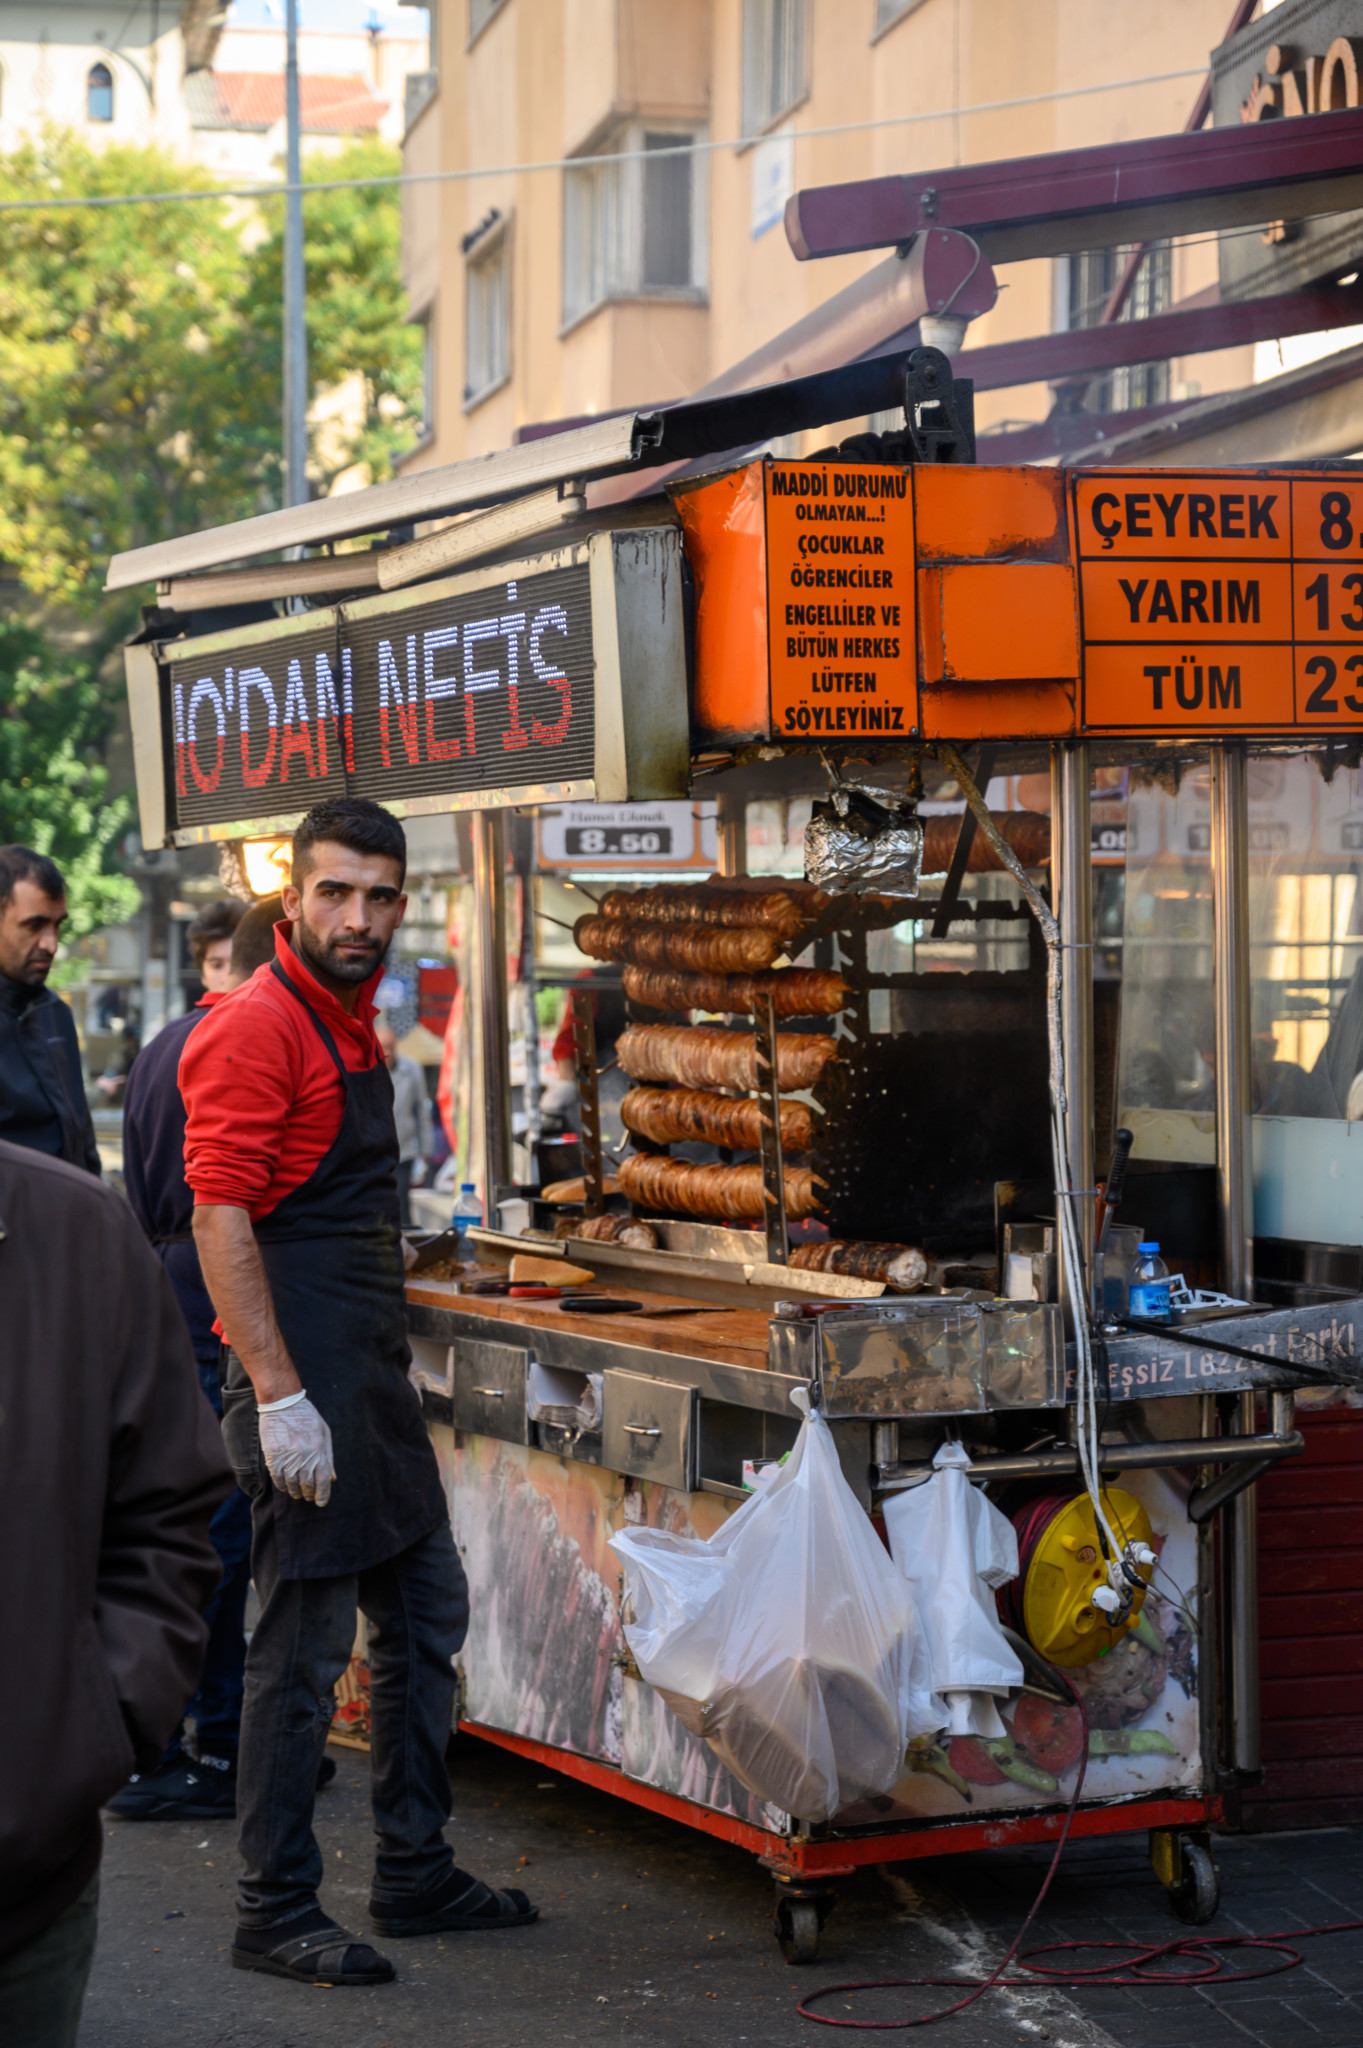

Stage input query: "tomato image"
[{"left": 1010, "top": 1693, "right": 1086, "bottom": 1775}]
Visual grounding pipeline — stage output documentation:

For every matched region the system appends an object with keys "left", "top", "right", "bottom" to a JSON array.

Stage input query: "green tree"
[
  {"left": 245, "top": 139, "right": 425, "bottom": 489},
  {"left": 0, "top": 132, "right": 421, "bottom": 933},
  {"left": 0, "top": 620, "right": 140, "bottom": 937},
  {"left": 0, "top": 133, "right": 271, "bottom": 614}
]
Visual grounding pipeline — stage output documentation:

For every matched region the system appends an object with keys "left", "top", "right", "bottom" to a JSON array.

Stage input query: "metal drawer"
[
  {"left": 408, "top": 1336, "right": 452, "bottom": 1396},
  {"left": 449, "top": 1337, "right": 529, "bottom": 1445},
  {"left": 601, "top": 1370, "right": 695, "bottom": 1491}
]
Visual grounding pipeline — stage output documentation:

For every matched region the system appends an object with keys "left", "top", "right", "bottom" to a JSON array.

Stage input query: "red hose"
[{"left": 797, "top": 1655, "right": 1363, "bottom": 2030}]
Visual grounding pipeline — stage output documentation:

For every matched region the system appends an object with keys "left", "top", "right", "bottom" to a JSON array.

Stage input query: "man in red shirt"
[{"left": 182, "top": 797, "right": 535, "bottom": 1988}]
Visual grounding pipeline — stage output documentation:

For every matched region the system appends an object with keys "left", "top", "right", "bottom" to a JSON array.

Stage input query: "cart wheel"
[
  {"left": 1168, "top": 1838, "right": 1220, "bottom": 1926},
  {"left": 777, "top": 1898, "right": 822, "bottom": 1965}
]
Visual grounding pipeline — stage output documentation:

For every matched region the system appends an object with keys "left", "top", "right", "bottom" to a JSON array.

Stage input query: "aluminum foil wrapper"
[{"left": 805, "top": 812, "right": 924, "bottom": 896}]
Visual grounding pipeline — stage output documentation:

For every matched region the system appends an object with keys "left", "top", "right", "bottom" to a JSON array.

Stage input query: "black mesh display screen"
[{"left": 166, "top": 561, "right": 595, "bottom": 831}]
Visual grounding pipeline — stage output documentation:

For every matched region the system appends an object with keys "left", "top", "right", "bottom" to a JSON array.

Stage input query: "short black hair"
[
  {"left": 186, "top": 897, "right": 245, "bottom": 971},
  {"left": 291, "top": 797, "right": 406, "bottom": 888},
  {"left": 0, "top": 844, "right": 65, "bottom": 908},
  {"left": 230, "top": 894, "right": 284, "bottom": 980}
]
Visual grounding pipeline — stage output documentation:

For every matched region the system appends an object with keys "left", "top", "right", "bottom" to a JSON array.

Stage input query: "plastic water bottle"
[
  {"left": 451, "top": 1182, "right": 482, "bottom": 1247},
  {"left": 1128, "top": 1241, "right": 1172, "bottom": 1323}
]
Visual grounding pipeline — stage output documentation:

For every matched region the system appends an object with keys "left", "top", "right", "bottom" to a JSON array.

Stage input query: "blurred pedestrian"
[
  {"left": 0, "top": 1139, "right": 230, "bottom": 2045},
  {"left": 376, "top": 1019, "right": 431, "bottom": 1227},
  {"left": 0, "top": 845, "right": 99, "bottom": 1172},
  {"left": 109, "top": 898, "right": 283, "bottom": 1822},
  {"left": 187, "top": 898, "right": 246, "bottom": 996}
]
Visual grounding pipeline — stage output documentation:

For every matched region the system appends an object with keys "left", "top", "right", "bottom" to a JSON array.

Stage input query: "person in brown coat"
[{"left": 0, "top": 1139, "right": 232, "bottom": 2046}]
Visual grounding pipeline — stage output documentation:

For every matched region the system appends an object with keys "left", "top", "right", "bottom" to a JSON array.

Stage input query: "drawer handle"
[
  {"left": 623, "top": 1423, "right": 662, "bottom": 1438},
  {"left": 472, "top": 1386, "right": 506, "bottom": 1398}
]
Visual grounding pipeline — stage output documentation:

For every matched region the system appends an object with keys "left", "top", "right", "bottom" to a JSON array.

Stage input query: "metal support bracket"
[{"left": 903, "top": 346, "right": 976, "bottom": 464}]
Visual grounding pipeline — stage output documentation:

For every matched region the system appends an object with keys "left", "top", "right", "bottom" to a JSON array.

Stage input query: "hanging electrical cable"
[{"left": 934, "top": 745, "right": 1154, "bottom": 1612}]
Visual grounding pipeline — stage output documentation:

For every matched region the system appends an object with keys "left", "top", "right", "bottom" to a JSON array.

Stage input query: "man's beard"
[
  {"left": 295, "top": 912, "right": 389, "bottom": 986},
  {"left": 3, "top": 949, "right": 52, "bottom": 988}
]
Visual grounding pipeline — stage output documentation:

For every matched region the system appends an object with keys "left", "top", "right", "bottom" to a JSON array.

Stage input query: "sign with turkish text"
[
  {"left": 535, "top": 801, "right": 718, "bottom": 870},
  {"left": 763, "top": 461, "right": 917, "bottom": 741},
  {"left": 168, "top": 561, "right": 594, "bottom": 831},
  {"left": 1077, "top": 473, "right": 1363, "bottom": 733}
]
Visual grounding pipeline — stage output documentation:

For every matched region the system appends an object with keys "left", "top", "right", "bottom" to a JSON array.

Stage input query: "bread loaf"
[
  {"left": 622, "top": 1085, "right": 815, "bottom": 1153},
  {"left": 621, "top": 964, "right": 848, "bottom": 1019},
  {"left": 618, "top": 1153, "right": 822, "bottom": 1221},
  {"left": 575, "top": 916, "right": 781, "bottom": 973},
  {"left": 789, "top": 1239, "right": 928, "bottom": 1293},
  {"left": 599, "top": 881, "right": 823, "bottom": 943},
  {"left": 617, "top": 1024, "right": 836, "bottom": 1093}
]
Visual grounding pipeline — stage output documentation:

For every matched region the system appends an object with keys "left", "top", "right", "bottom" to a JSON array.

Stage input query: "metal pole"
[
  {"left": 1210, "top": 741, "right": 1258, "bottom": 1778},
  {"left": 716, "top": 792, "right": 746, "bottom": 878},
  {"left": 1211, "top": 743, "right": 1254, "bottom": 1299},
  {"left": 472, "top": 810, "right": 513, "bottom": 1210},
  {"left": 1051, "top": 742, "right": 1094, "bottom": 1322},
  {"left": 283, "top": 0, "right": 308, "bottom": 509}
]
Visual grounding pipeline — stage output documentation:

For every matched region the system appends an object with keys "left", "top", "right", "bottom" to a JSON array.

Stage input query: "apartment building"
[
  {"left": 398, "top": 0, "right": 1261, "bottom": 476},
  {"left": 0, "top": 1, "right": 426, "bottom": 176}
]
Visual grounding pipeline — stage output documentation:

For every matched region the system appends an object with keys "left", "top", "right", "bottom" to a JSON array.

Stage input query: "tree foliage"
[
  {"left": 0, "top": 620, "right": 140, "bottom": 937},
  {"left": 0, "top": 132, "right": 420, "bottom": 931}
]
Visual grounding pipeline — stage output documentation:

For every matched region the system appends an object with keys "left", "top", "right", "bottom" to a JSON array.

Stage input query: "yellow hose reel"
[{"left": 1020, "top": 1488, "right": 1155, "bottom": 1668}]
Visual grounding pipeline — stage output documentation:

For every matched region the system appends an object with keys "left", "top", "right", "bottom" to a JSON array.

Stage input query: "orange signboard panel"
[
  {"left": 677, "top": 461, "right": 1363, "bottom": 748},
  {"left": 1085, "top": 645, "right": 1296, "bottom": 732},
  {"left": 1073, "top": 478, "right": 1291, "bottom": 561},
  {"left": 763, "top": 461, "right": 917, "bottom": 739}
]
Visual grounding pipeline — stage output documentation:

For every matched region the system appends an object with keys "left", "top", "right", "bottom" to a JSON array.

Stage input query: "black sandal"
[
  {"left": 370, "top": 1876, "right": 538, "bottom": 1938},
  {"left": 231, "top": 1913, "right": 395, "bottom": 1986}
]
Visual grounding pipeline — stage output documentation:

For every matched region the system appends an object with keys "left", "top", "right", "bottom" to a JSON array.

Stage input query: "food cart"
[{"left": 114, "top": 350, "right": 1363, "bottom": 1962}]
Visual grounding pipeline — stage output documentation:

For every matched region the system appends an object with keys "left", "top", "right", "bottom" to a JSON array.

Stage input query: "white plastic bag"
[
  {"left": 882, "top": 1440, "right": 1023, "bottom": 1740},
  {"left": 609, "top": 1393, "right": 937, "bottom": 1821}
]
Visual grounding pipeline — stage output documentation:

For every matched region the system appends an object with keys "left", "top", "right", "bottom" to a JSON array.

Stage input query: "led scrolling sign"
[{"left": 163, "top": 559, "right": 596, "bottom": 834}]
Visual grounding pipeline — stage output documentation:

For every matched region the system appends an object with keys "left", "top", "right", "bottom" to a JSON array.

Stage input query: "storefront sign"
[
  {"left": 1078, "top": 474, "right": 1363, "bottom": 733},
  {"left": 764, "top": 462, "right": 918, "bottom": 740},
  {"left": 536, "top": 801, "right": 718, "bottom": 870},
  {"left": 1211, "top": 0, "right": 1363, "bottom": 301},
  {"left": 128, "top": 529, "right": 689, "bottom": 847}
]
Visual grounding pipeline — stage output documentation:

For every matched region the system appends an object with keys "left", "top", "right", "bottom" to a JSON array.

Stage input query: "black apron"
[{"left": 221, "top": 962, "right": 447, "bottom": 1579}]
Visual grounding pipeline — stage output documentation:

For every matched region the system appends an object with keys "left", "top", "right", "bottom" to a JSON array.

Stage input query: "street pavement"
[{"left": 79, "top": 1738, "right": 1363, "bottom": 2047}]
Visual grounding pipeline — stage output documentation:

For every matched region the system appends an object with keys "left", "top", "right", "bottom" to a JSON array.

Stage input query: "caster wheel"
[
  {"left": 1168, "top": 1839, "right": 1220, "bottom": 1925},
  {"left": 777, "top": 1898, "right": 822, "bottom": 1965}
]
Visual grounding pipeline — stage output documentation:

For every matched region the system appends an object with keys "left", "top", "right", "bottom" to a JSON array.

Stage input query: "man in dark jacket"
[
  {"left": 0, "top": 845, "right": 100, "bottom": 1172},
  {"left": 109, "top": 896, "right": 283, "bottom": 1821},
  {"left": 0, "top": 1139, "right": 231, "bottom": 2045}
]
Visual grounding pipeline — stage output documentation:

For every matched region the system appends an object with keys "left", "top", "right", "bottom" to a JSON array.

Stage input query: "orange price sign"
[{"left": 764, "top": 461, "right": 917, "bottom": 740}]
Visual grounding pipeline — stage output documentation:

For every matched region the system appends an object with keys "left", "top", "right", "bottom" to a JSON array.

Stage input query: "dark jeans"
[
  {"left": 163, "top": 1361, "right": 253, "bottom": 1764},
  {"left": 236, "top": 1504, "right": 467, "bottom": 1928},
  {"left": 0, "top": 1873, "right": 99, "bottom": 2048}
]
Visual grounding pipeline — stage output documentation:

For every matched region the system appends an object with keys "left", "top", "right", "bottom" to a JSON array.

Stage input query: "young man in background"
[{"left": 110, "top": 897, "right": 285, "bottom": 1821}]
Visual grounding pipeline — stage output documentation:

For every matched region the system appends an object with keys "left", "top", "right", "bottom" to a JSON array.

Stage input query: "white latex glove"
[{"left": 257, "top": 1391, "right": 336, "bottom": 1507}]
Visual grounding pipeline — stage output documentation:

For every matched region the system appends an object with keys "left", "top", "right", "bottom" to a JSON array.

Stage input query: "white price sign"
[{"left": 536, "top": 801, "right": 717, "bottom": 870}]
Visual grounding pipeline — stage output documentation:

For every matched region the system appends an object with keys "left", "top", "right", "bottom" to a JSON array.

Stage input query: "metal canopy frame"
[
  {"left": 107, "top": 350, "right": 938, "bottom": 594},
  {"left": 784, "top": 106, "right": 1363, "bottom": 266}
]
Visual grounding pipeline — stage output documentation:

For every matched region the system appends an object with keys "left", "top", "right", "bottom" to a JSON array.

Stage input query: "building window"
[
  {"left": 416, "top": 308, "right": 435, "bottom": 437},
  {"left": 87, "top": 61, "right": 114, "bottom": 123},
  {"left": 563, "top": 125, "right": 705, "bottom": 328},
  {"left": 742, "top": 0, "right": 807, "bottom": 137},
  {"left": 1066, "top": 241, "right": 1172, "bottom": 410},
  {"left": 873, "top": 0, "right": 926, "bottom": 32},
  {"left": 469, "top": 0, "right": 508, "bottom": 42},
  {"left": 465, "top": 231, "right": 509, "bottom": 407}
]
